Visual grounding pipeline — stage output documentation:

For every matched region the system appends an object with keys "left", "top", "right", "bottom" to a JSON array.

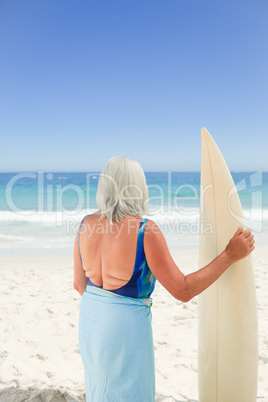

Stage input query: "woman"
[{"left": 73, "top": 156, "right": 255, "bottom": 402}]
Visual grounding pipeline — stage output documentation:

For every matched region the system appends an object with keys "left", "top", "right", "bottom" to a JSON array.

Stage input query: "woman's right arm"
[{"left": 144, "top": 221, "right": 255, "bottom": 303}]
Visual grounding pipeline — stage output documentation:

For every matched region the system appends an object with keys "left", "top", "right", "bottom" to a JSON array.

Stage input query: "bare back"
[{"left": 78, "top": 212, "right": 143, "bottom": 290}]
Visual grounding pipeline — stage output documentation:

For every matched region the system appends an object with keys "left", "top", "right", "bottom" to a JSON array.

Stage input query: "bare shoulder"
[
  {"left": 144, "top": 219, "right": 168, "bottom": 251},
  {"left": 81, "top": 210, "right": 101, "bottom": 225},
  {"left": 77, "top": 211, "right": 102, "bottom": 237},
  {"left": 144, "top": 219, "right": 158, "bottom": 231},
  {"left": 144, "top": 219, "right": 165, "bottom": 238},
  {"left": 87, "top": 210, "right": 101, "bottom": 220}
]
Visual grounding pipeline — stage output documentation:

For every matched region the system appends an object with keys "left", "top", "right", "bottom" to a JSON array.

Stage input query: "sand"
[{"left": 0, "top": 247, "right": 267, "bottom": 402}]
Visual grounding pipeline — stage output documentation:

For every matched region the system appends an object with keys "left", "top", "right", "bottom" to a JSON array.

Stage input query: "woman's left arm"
[{"left": 74, "top": 231, "right": 87, "bottom": 296}]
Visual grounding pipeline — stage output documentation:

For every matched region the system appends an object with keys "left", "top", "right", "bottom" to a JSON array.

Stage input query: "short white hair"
[{"left": 96, "top": 156, "right": 150, "bottom": 223}]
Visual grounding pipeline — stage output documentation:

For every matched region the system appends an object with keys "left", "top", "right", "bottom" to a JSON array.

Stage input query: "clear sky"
[{"left": 0, "top": 0, "right": 267, "bottom": 172}]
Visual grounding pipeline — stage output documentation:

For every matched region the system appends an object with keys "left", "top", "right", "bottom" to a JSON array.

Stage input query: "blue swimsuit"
[{"left": 78, "top": 216, "right": 156, "bottom": 299}]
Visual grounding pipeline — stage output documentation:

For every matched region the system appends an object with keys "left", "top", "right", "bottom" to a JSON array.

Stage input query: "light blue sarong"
[{"left": 79, "top": 285, "right": 155, "bottom": 402}]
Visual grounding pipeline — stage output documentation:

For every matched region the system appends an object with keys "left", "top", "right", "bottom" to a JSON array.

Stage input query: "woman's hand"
[{"left": 224, "top": 227, "right": 255, "bottom": 264}]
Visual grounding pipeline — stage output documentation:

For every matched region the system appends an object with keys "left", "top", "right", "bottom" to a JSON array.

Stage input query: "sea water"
[{"left": 0, "top": 171, "right": 267, "bottom": 256}]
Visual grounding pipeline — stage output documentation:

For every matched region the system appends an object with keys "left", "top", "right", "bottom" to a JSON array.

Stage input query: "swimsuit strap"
[
  {"left": 78, "top": 215, "right": 90, "bottom": 266},
  {"left": 133, "top": 218, "right": 148, "bottom": 275}
]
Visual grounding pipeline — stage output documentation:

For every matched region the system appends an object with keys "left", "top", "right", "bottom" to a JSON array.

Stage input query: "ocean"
[{"left": 0, "top": 171, "right": 267, "bottom": 256}]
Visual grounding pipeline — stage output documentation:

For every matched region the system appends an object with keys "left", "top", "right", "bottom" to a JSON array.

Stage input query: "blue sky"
[{"left": 0, "top": 0, "right": 267, "bottom": 172}]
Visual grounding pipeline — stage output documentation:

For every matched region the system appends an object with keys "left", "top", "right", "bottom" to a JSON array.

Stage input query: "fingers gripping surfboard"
[{"left": 198, "top": 128, "right": 258, "bottom": 402}]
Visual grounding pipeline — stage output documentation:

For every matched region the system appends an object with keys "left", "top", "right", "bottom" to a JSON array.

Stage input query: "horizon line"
[{"left": 0, "top": 170, "right": 266, "bottom": 174}]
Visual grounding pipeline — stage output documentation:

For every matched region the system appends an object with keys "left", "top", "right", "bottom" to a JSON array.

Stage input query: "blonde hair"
[{"left": 96, "top": 156, "right": 149, "bottom": 223}]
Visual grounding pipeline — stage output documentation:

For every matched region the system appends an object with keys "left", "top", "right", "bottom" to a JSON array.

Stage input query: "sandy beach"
[{"left": 0, "top": 247, "right": 267, "bottom": 401}]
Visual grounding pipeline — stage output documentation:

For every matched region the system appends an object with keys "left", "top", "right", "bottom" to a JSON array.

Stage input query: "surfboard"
[{"left": 198, "top": 128, "right": 258, "bottom": 402}]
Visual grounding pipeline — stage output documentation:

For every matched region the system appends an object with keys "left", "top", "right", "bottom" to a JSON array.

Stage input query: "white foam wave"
[
  {"left": 0, "top": 207, "right": 267, "bottom": 225},
  {"left": 0, "top": 233, "right": 34, "bottom": 242},
  {"left": 0, "top": 209, "right": 98, "bottom": 223}
]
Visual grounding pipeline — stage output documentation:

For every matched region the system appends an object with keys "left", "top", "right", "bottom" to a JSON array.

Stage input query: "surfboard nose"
[
  {"left": 201, "top": 127, "right": 211, "bottom": 139},
  {"left": 201, "top": 128, "right": 218, "bottom": 152}
]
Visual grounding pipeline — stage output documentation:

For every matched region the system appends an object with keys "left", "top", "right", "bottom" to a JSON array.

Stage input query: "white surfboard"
[{"left": 198, "top": 128, "right": 258, "bottom": 402}]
